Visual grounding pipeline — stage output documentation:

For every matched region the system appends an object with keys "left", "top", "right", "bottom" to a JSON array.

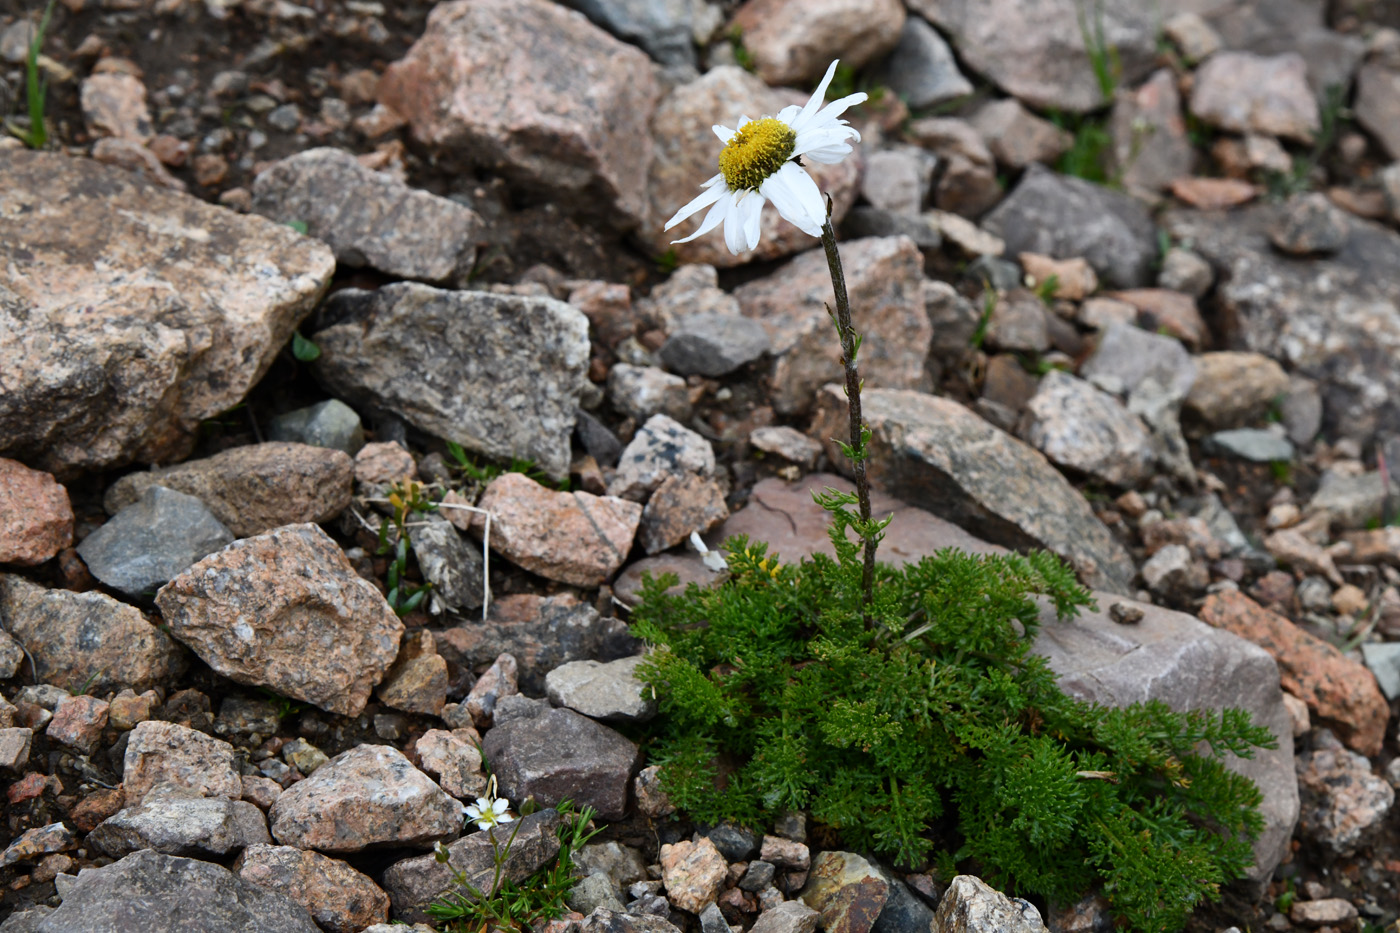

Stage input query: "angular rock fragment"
[
  {"left": 123, "top": 720, "right": 243, "bottom": 807},
  {"left": 89, "top": 783, "right": 272, "bottom": 859},
  {"left": 235, "top": 843, "right": 391, "bottom": 933},
  {"left": 78, "top": 486, "right": 233, "bottom": 598},
  {"left": 0, "top": 459, "right": 73, "bottom": 567},
  {"left": 545, "top": 655, "right": 657, "bottom": 723}
]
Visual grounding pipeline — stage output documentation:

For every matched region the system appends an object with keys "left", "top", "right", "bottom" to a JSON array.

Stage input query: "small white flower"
[
  {"left": 465, "top": 795, "right": 514, "bottom": 831},
  {"left": 664, "top": 60, "right": 867, "bottom": 255}
]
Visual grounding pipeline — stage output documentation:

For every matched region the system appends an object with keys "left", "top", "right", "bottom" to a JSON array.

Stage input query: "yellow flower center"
[{"left": 718, "top": 117, "right": 796, "bottom": 191}]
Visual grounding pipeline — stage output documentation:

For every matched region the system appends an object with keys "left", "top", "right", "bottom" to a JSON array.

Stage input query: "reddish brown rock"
[
  {"left": 354, "top": 442, "right": 417, "bottom": 486},
  {"left": 46, "top": 694, "right": 109, "bottom": 755},
  {"left": 639, "top": 474, "right": 729, "bottom": 555},
  {"left": 1199, "top": 591, "right": 1387, "bottom": 756},
  {"left": 0, "top": 459, "right": 73, "bottom": 566},
  {"left": 123, "top": 720, "right": 243, "bottom": 807},
  {"left": 414, "top": 729, "right": 487, "bottom": 799},
  {"left": 1170, "top": 176, "right": 1258, "bottom": 210},
  {"left": 799, "top": 851, "right": 890, "bottom": 933},
  {"left": 0, "top": 151, "right": 334, "bottom": 475},
  {"left": 0, "top": 574, "right": 186, "bottom": 694},
  {"left": 728, "top": 0, "right": 905, "bottom": 86},
  {"left": 474, "top": 472, "right": 641, "bottom": 587},
  {"left": 378, "top": 0, "right": 657, "bottom": 228},
  {"left": 70, "top": 787, "right": 126, "bottom": 833},
  {"left": 377, "top": 630, "right": 449, "bottom": 717},
  {"left": 268, "top": 744, "right": 462, "bottom": 852},
  {"left": 646, "top": 67, "right": 860, "bottom": 268},
  {"left": 660, "top": 837, "right": 728, "bottom": 913},
  {"left": 103, "top": 442, "right": 353, "bottom": 537},
  {"left": 1106, "top": 289, "right": 1207, "bottom": 349},
  {"left": 156, "top": 523, "right": 404, "bottom": 718},
  {"left": 81, "top": 73, "right": 153, "bottom": 142},
  {"left": 235, "top": 843, "right": 391, "bottom": 933},
  {"left": 735, "top": 236, "right": 932, "bottom": 415}
]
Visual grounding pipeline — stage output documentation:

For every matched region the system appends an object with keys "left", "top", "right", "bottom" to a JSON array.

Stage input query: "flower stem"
[{"left": 820, "top": 219, "right": 877, "bottom": 611}]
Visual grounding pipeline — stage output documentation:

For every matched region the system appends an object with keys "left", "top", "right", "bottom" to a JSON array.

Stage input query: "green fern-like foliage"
[{"left": 632, "top": 538, "right": 1274, "bottom": 933}]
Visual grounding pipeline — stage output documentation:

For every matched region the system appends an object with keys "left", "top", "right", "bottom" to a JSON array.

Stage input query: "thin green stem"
[{"left": 819, "top": 218, "right": 876, "bottom": 613}]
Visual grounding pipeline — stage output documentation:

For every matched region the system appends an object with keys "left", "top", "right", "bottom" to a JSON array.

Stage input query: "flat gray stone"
[
  {"left": 30, "top": 849, "right": 319, "bottom": 933},
  {"left": 252, "top": 147, "right": 481, "bottom": 285},
  {"left": 659, "top": 313, "right": 770, "bottom": 377},
  {"left": 407, "top": 514, "right": 485, "bottom": 613},
  {"left": 314, "top": 283, "right": 590, "bottom": 480},
  {"left": 607, "top": 414, "right": 715, "bottom": 502},
  {"left": 811, "top": 386, "right": 1135, "bottom": 593},
  {"left": 1034, "top": 596, "right": 1298, "bottom": 882},
  {"left": 545, "top": 655, "right": 657, "bottom": 722},
  {"left": 1079, "top": 322, "right": 1196, "bottom": 399},
  {"left": 1022, "top": 370, "right": 1154, "bottom": 487},
  {"left": 1362, "top": 642, "right": 1400, "bottom": 701},
  {"left": 1202, "top": 429, "right": 1295, "bottom": 463},
  {"left": 555, "top": 0, "right": 695, "bottom": 67},
  {"left": 982, "top": 164, "right": 1158, "bottom": 289},
  {"left": 78, "top": 486, "right": 233, "bottom": 598},
  {"left": 88, "top": 784, "right": 271, "bottom": 859}
]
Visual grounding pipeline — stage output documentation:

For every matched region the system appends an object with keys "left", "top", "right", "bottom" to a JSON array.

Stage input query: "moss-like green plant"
[{"left": 634, "top": 537, "right": 1275, "bottom": 933}]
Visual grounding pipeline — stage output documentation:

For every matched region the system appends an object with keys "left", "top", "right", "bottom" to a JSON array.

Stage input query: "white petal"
[
  {"left": 713, "top": 124, "right": 735, "bottom": 144},
  {"left": 791, "top": 59, "right": 841, "bottom": 133},
  {"left": 492, "top": 799, "right": 509, "bottom": 815},
  {"left": 761, "top": 162, "right": 824, "bottom": 237},
  {"left": 793, "top": 126, "right": 858, "bottom": 158},
  {"left": 664, "top": 181, "right": 730, "bottom": 231},
  {"left": 741, "top": 189, "right": 765, "bottom": 251},
  {"left": 801, "top": 144, "right": 857, "bottom": 164},
  {"left": 813, "top": 92, "right": 868, "bottom": 124},
  {"left": 724, "top": 190, "right": 763, "bottom": 254},
  {"left": 671, "top": 192, "right": 733, "bottom": 244},
  {"left": 776, "top": 104, "right": 802, "bottom": 125}
]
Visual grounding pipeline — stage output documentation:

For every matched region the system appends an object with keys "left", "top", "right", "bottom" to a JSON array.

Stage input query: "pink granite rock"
[
  {"left": 123, "top": 720, "right": 243, "bottom": 807},
  {"left": 235, "top": 843, "right": 391, "bottom": 933},
  {"left": 0, "top": 459, "right": 73, "bottom": 566}
]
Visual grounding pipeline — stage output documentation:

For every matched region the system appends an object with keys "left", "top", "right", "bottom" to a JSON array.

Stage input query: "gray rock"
[
  {"left": 314, "top": 283, "right": 590, "bottom": 480},
  {"left": 88, "top": 783, "right": 271, "bottom": 858},
  {"left": 30, "top": 849, "right": 319, "bottom": 933},
  {"left": 1079, "top": 323, "right": 1196, "bottom": 400},
  {"left": 1282, "top": 376, "right": 1324, "bottom": 447},
  {"left": 0, "top": 631, "right": 23, "bottom": 681},
  {"left": 407, "top": 514, "right": 485, "bottom": 613},
  {"left": 607, "top": 414, "right": 715, "bottom": 502},
  {"left": 1295, "top": 729, "right": 1393, "bottom": 857},
  {"left": 382, "top": 810, "right": 562, "bottom": 924},
  {"left": 842, "top": 208, "right": 943, "bottom": 250},
  {"left": 1166, "top": 205, "right": 1400, "bottom": 439},
  {"left": 738, "top": 860, "right": 775, "bottom": 892},
  {"left": 984, "top": 290, "right": 1049, "bottom": 353},
  {"left": 572, "top": 872, "right": 629, "bottom": 915},
  {"left": 860, "top": 147, "right": 936, "bottom": 216},
  {"left": 811, "top": 387, "right": 1135, "bottom": 593},
  {"left": 1035, "top": 596, "right": 1298, "bottom": 881},
  {"left": 906, "top": 118, "right": 1000, "bottom": 218},
  {"left": 1022, "top": 371, "right": 1154, "bottom": 487},
  {"left": 749, "top": 426, "right": 822, "bottom": 470},
  {"left": 735, "top": 236, "right": 932, "bottom": 415},
  {"left": 931, "top": 876, "right": 1046, "bottom": 933},
  {"left": 1140, "top": 543, "right": 1208, "bottom": 602},
  {"left": 1202, "top": 429, "right": 1295, "bottom": 463},
  {"left": 581, "top": 909, "right": 685, "bottom": 933},
  {"left": 751, "top": 901, "right": 820, "bottom": 933},
  {"left": 608, "top": 364, "right": 693, "bottom": 423},
  {"left": 0, "top": 574, "right": 186, "bottom": 694},
  {"left": 555, "top": 0, "right": 694, "bottom": 67},
  {"left": 1361, "top": 642, "right": 1400, "bottom": 701},
  {"left": 1269, "top": 192, "right": 1350, "bottom": 255},
  {"left": 577, "top": 410, "right": 624, "bottom": 467},
  {"left": 659, "top": 313, "right": 771, "bottom": 377},
  {"left": 925, "top": 280, "right": 981, "bottom": 358},
  {"left": 0, "top": 151, "right": 334, "bottom": 476},
  {"left": 1307, "top": 470, "right": 1387, "bottom": 530},
  {"left": 908, "top": 0, "right": 1158, "bottom": 113},
  {"left": 252, "top": 148, "right": 480, "bottom": 285},
  {"left": 482, "top": 705, "right": 643, "bottom": 820},
  {"left": 269, "top": 744, "right": 462, "bottom": 853},
  {"left": 1357, "top": 60, "right": 1400, "bottom": 161},
  {"left": 982, "top": 165, "right": 1158, "bottom": 288},
  {"left": 1157, "top": 247, "right": 1213, "bottom": 299},
  {"left": 0, "top": 908, "right": 52, "bottom": 932},
  {"left": 266, "top": 399, "right": 365, "bottom": 456},
  {"left": 869, "top": 15, "right": 972, "bottom": 109},
  {"left": 698, "top": 823, "right": 758, "bottom": 861},
  {"left": 871, "top": 879, "right": 935, "bottom": 933},
  {"left": 575, "top": 840, "right": 649, "bottom": 889},
  {"left": 546, "top": 655, "right": 657, "bottom": 722},
  {"left": 77, "top": 485, "right": 233, "bottom": 598},
  {"left": 439, "top": 597, "right": 638, "bottom": 695}
]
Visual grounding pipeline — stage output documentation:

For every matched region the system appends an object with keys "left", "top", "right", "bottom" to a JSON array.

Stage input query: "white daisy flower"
[
  {"left": 664, "top": 60, "right": 868, "bottom": 255},
  {"left": 465, "top": 795, "right": 514, "bottom": 831}
]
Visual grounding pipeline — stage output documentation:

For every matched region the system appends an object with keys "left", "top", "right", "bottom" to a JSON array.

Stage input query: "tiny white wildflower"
[
  {"left": 465, "top": 795, "right": 514, "bottom": 831},
  {"left": 664, "top": 59, "right": 867, "bottom": 255}
]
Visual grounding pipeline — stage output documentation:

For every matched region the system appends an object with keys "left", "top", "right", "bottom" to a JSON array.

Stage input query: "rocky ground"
[{"left": 4, "top": 0, "right": 1400, "bottom": 931}]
